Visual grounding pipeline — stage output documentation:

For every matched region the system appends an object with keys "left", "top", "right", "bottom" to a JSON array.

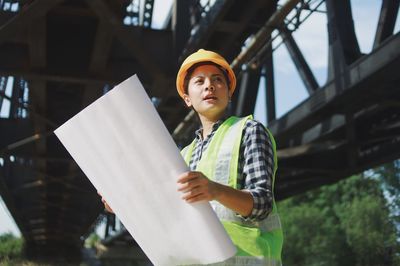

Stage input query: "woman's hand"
[
  {"left": 98, "top": 192, "right": 114, "bottom": 213},
  {"left": 177, "top": 171, "right": 219, "bottom": 203},
  {"left": 177, "top": 171, "right": 254, "bottom": 217}
]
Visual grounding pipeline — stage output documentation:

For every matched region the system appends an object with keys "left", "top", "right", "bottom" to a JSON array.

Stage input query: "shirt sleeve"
[{"left": 239, "top": 120, "right": 274, "bottom": 221}]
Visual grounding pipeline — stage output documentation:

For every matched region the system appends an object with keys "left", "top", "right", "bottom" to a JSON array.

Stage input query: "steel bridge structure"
[{"left": 0, "top": 0, "right": 399, "bottom": 262}]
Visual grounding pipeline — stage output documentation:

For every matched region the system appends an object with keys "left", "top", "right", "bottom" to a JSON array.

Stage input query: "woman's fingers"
[
  {"left": 181, "top": 186, "right": 204, "bottom": 200},
  {"left": 103, "top": 201, "right": 114, "bottom": 213},
  {"left": 177, "top": 171, "right": 200, "bottom": 183},
  {"left": 177, "top": 178, "right": 203, "bottom": 192},
  {"left": 185, "top": 193, "right": 208, "bottom": 203},
  {"left": 177, "top": 172, "right": 204, "bottom": 191},
  {"left": 98, "top": 192, "right": 114, "bottom": 213},
  {"left": 177, "top": 171, "right": 216, "bottom": 203}
]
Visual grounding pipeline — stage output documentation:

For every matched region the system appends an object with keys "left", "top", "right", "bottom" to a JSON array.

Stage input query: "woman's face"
[{"left": 183, "top": 64, "right": 231, "bottom": 120}]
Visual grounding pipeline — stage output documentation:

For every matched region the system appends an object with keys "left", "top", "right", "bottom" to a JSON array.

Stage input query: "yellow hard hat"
[{"left": 176, "top": 49, "right": 236, "bottom": 98}]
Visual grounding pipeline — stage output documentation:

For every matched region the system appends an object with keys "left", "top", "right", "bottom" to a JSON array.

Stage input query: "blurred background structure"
[{"left": 0, "top": 0, "right": 399, "bottom": 265}]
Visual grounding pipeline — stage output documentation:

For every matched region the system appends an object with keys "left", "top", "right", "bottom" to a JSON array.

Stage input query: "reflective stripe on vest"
[
  {"left": 211, "top": 202, "right": 282, "bottom": 232},
  {"left": 181, "top": 116, "right": 283, "bottom": 265}
]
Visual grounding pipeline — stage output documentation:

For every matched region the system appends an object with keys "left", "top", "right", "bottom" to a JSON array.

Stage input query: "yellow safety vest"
[{"left": 181, "top": 115, "right": 283, "bottom": 266}]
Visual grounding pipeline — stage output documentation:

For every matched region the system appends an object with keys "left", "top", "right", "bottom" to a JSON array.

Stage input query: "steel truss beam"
[
  {"left": 234, "top": 67, "right": 261, "bottom": 116},
  {"left": 326, "top": 0, "right": 361, "bottom": 80},
  {"left": 142, "top": 0, "right": 154, "bottom": 28},
  {"left": 373, "top": 0, "right": 400, "bottom": 49},
  {"left": 172, "top": 0, "right": 193, "bottom": 59},
  {"left": 280, "top": 25, "right": 319, "bottom": 94},
  {"left": 179, "top": 0, "right": 234, "bottom": 62},
  {"left": 268, "top": 33, "right": 400, "bottom": 146},
  {"left": 264, "top": 44, "right": 276, "bottom": 123},
  {"left": 231, "top": 0, "right": 300, "bottom": 70}
]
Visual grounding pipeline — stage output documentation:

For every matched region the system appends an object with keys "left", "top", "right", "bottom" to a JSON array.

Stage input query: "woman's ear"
[{"left": 183, "top": 94, "right": 192, "bottom": 107}]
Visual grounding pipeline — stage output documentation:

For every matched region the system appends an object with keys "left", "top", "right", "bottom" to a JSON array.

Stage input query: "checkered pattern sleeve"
[{"left": 238, "top": 119, "right": 274, "bottom": 221}]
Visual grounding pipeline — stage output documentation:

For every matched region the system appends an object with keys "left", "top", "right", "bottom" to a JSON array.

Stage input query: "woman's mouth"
[{"left": 203, "top": 95, "right": 218, "bottom": 101}]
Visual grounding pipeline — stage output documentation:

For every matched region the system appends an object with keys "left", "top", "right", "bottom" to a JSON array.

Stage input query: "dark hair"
[{"left": 183, "top": 61, "right": 230, "bottom": 94}]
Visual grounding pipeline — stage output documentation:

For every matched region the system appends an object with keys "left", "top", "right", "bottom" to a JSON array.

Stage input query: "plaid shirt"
[{"left": 188, "top": 117, "right": 274, "bottom": 221}]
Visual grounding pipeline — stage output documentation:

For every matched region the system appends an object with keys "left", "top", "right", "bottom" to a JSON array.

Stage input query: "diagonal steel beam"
[
  {"left": 373, "top": 0, "right": 400, "bottom": 49},
  {"left": 326, "top": 0, "right": 361, "bottom": 81},
  {"left": 218, "top": 0, "right": 275, "bottom": 58},
  {"left": 280, "top": 25, "right": 319, "bottom": 94},
  {"left": 231, "top": 0, "right": 301, "bottom": 70},
  {"left": 179, "top": 0, "right": 234, "bottom": 62}
]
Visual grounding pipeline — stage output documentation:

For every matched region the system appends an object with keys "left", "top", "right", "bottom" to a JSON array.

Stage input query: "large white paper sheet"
[{"left": 54, "top": 75, "right": 236, "bottom": 266}]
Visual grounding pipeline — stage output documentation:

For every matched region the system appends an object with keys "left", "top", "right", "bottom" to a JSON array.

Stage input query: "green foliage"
[
  {"left": 279, "top": 202, "right": 350, "bottom": 266},
  {"left": 84, "top": 232, "right": 100, "bottom": 249},
  {"left": 278, "top": 174, "right": 400, "bottom": 266},
  {"left": 0, "top": 233, "right": 23, "bottom": 260},
  {"left": 338, "top": 195, "right": 398, "bottom": 265}
]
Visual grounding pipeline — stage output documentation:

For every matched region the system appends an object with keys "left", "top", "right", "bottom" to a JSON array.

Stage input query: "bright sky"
[{"left": 1, "top": 0, "right": 399, "bottom": 237}]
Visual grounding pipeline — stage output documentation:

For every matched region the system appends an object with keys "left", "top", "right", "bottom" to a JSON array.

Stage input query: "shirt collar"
[{"left": 194, "top": 116, "right": 228, "bottom": 141}]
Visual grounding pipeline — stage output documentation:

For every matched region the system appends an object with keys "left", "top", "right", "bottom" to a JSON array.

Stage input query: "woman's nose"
[{"left": 204, "top": 78, "right": 215, "bottom": 91}]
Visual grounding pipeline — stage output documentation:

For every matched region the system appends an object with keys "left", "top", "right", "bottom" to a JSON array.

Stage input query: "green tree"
[
  {"left": 337, "top": 195, "right": 398, "bottom": 266},
  {"left": 279, "top": 201, "right": 351, "bottom": 266},
  {"left": 0, "top": 233, "right": 23, "bottom": 260},
  {"left": 278, "top": 174, "right": 400, "bottom": 266}
]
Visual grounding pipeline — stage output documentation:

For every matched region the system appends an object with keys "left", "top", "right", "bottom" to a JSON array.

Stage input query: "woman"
[
  {"left": 101, "top": 49, "right": 283, "bottom": 265},
  {"left": 176, "top": 49, "right": 283, "bottom": 266}
]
